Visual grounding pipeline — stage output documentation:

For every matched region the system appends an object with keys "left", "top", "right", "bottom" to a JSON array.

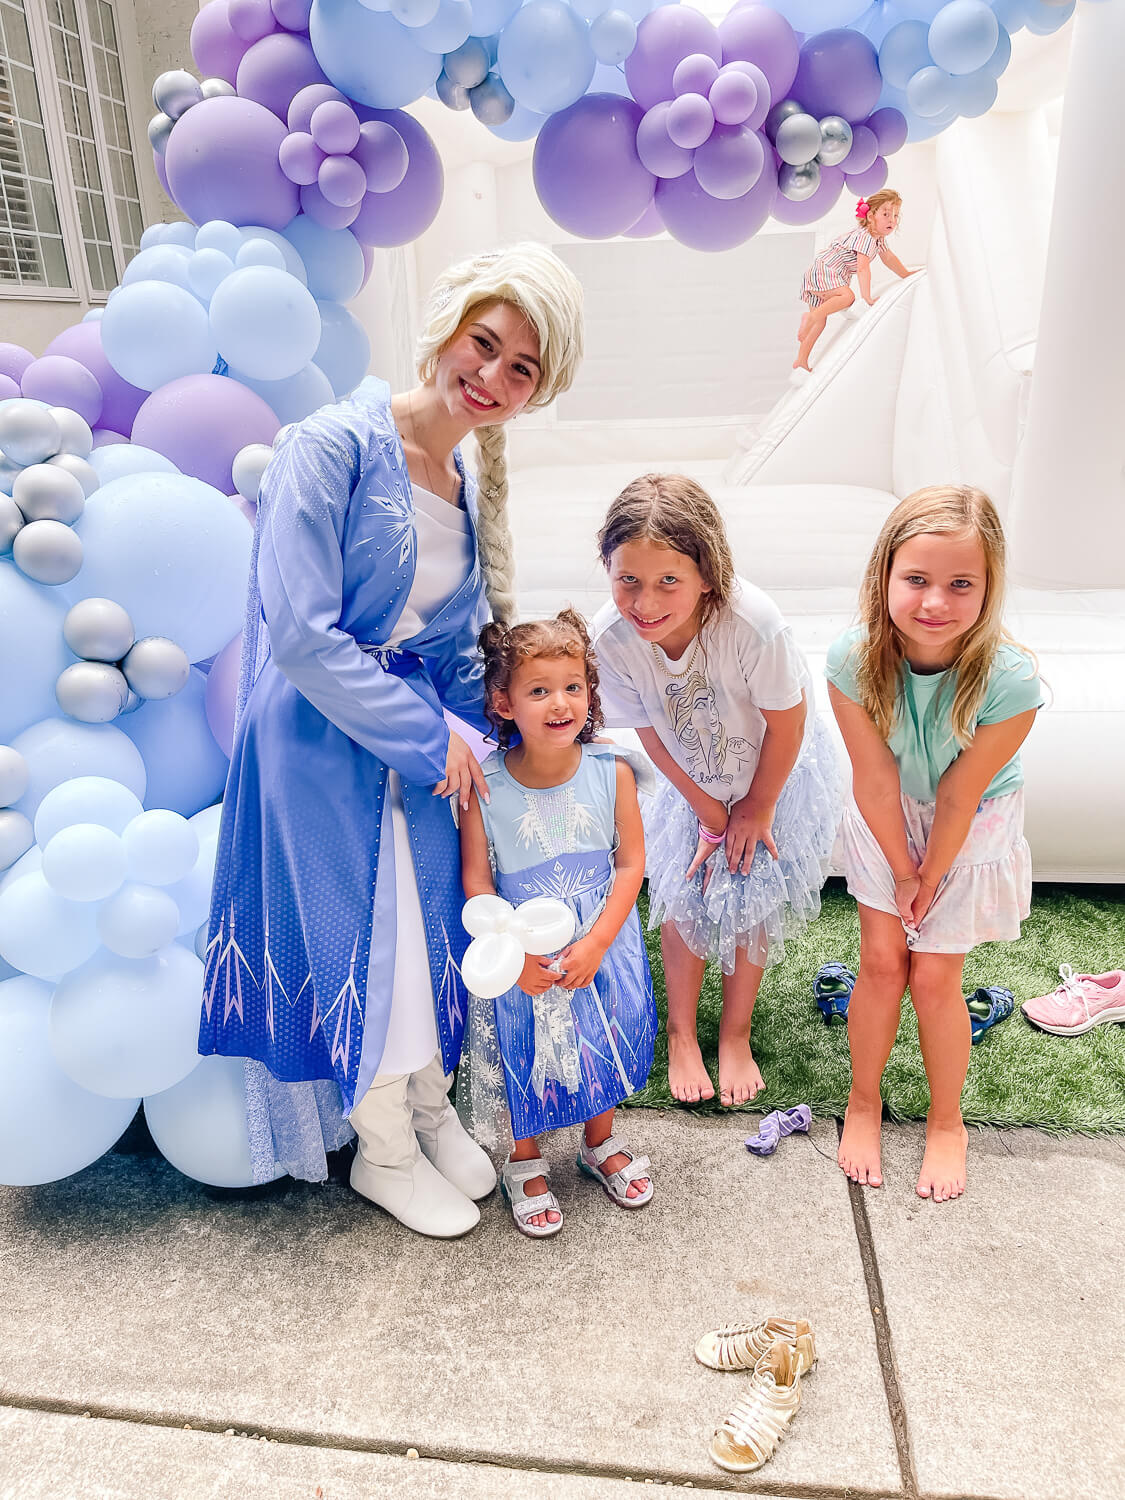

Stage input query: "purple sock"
[{"left": 745, "top": 1105, "right": 812, "bottom": 1157}]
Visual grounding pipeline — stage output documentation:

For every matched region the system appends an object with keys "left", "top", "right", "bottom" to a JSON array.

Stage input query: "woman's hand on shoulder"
[{"left": 435, "top": 730, "right": 489, "bottom": 812}]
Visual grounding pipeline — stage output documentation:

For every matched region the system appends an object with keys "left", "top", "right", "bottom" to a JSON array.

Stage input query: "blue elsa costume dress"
[
  {"left": 458, "top": 742, "right": 657, "bottom": 1151},
  {"left": 198, "top": 379, "right": 490, "bottom": 1183}
]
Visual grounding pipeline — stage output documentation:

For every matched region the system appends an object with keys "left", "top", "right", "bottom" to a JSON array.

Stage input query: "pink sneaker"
[{"left": 1021, "top": 965, "right": 1125, "bottom": 1036}]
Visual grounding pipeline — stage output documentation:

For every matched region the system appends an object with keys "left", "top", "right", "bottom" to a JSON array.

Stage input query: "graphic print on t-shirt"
[{"left": 662, "top": 667, "right": 752, "bottom": 791}]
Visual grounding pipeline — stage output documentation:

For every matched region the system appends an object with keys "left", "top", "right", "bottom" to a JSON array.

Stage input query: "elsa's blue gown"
[{"left": 198, "top": 379, "right": 491, "bottom": 1181}]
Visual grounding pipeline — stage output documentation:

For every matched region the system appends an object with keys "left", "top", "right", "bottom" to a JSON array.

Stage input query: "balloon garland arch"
[{"left": 0, "top": 0, "right": 1096, "bottom": 1188}]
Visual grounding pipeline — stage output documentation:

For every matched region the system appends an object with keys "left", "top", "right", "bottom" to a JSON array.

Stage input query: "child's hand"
[
  {"left": 911, "top": 878, "right": 938, "bottom": 928},
  {"left": 893, "top": 873, "right": 920, "bottom": 926},
  {"left": 555, "top": 934, "right": 607, "bottom": 990},
  {"left": 685, "top": 828, "right": 724, "bottom": 882},
  {"left": 725, "top": 797, "right": 778, "bottom": 874},
  {"left": 518, "top": 953, "right": 562, "bottom": 996}
]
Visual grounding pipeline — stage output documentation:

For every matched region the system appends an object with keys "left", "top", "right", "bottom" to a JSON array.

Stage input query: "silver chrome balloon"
[
  {"left": 442, "top": 38, "right": 489, "bottom": 88},
  {"left": 152, "top": 69, "right": 204, "bottom": 121},
  {"left": 200, "top": 77, "right": 236, "bottom": 99},
  {"left": 0, "top": 808, "right": 34, "bottom": 872},
  {"left": 817, "top": 115, "right": 853, "bottom": 167},
  {"left": 231, "top": 442, "right": 273, "bottom": 503},
  {"left": 55, "top": 661, "right": 130, "bottom": 724},
  {"left": 470, "top": 74, "right": 515, "bottom": 126},
  {"left": 63, "top": 597, "right": 136, "bottom": 663},
  {"left": 46, "top": 406, "right": 94, "bottom": 459},
  {"left": 0, "top": 494, "right": 24, "bottom": 554},
  {"left": 46, "top": 452, "right": 100, "bottom": 499},
  {"left": 11, "top": 518, "right": 83, "bottom": 584},
  {"left": 12, "top": 463, "right": 87, "bottom": 524},
  {"left": 0, "top": 745, "right": 29, "bottom": 808},
  {"left": 0, "top": 400, "right": 62, "bottom": 467},
  {"left": 775, "top": 112, "right": 823, "bottom": 167},
  {"left": 436, "top": 70, "right": 472, "bottom": 111},
  {"left": 122, "top": 636, "right": 191, "bottom": 700},
  {"left": 764, "top": 97, "right": 803, "bottom": 143},
  {"left": 148, "top": 112, "right": 175, "bottom": 155},
  {"left": 779, "top": 159, "right": 822, "bottom": 201},
  {"left": 118, "top": 689, "right": 143, "bottom": 716}
]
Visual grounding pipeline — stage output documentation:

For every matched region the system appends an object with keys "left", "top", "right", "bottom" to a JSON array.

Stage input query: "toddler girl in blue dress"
[{"left": 459, "top": 610, "right": 657, "bottom": 1238}]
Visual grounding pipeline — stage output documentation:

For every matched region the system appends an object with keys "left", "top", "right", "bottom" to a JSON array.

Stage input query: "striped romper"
[{"left": 801, "top": 228, "right": 885, "bottom": 307}]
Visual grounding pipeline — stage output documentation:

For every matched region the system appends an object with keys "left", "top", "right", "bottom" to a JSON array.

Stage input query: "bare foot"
[
  {"left": 838, "top": 1096, "right": 883, "bottom": 1186},
  {"left": 667, "top": 1033, "right": 715, "bottom": 1104},
  {"left": 717, "top": 1035, "right": 764, "bottom": 1107},
  {"left": 791, "top": 359, "right": 811, "bottom": 372},
  {"left": 916, "top": 1120, "right": 968, "bottom": 1202}
]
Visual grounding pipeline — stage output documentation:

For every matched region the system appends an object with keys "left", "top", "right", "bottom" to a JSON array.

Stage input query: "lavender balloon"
[
  {"left": 840, "top": 123, "right": 878, "bottom": 174},
  {"left": 349, "top": 110, "right": 442, "bottom": 246},
  {"left": 164, "top": 96, "right": 299, "bottom": 231},
  {"left": 0, "top": 343, "right": 34, "bottom": 385},
  {"left": 636, "top": 101, "right": 694, "bottom": 179},
  {"left": 19, "top": 357, "right": 103, "bottom": 430},
  {"left": 717, "top": 4, "right": 798, "bottom": 98},
  {"left": 793, "top": 29, "right": 883, "bottom": 123},
  {"left": 235, "top": 32, "right": 330, "bottom": 119},
  {"left": 845, "top": 156, "right": 889, "bottom": 197},
  {"left": 655, "top": 160, "right": 776, "bottom": 252},
  {"left": 865, "top": 106, "right": 908, "bottom": 157},
  {"left": 533, "top": 94, "right": 653, "bottom": 239},
  {"left": 625, "top": 6, "right": 721, "bottom": 113},
  {"left": 666, "top": 93, "right": 714, "bottom": 150},
  {"left": 353, "top": 121, "right": 409, "bottom": 193},
  {"left": 693, "top": 124, "right": 765, "bottom": 202},
  {"left": 130, "top": 375, "right": 278, "bottom": 494},
  {"left": 190, "top": 0, "right": 254, "bottom": 85}
]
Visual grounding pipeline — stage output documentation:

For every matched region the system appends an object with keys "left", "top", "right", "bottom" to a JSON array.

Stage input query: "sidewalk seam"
[{"left": 837, "top": 1121, "right": 920, "bottom": 1500}]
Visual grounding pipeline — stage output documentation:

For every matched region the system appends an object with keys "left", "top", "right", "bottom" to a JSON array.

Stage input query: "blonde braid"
[{"left": 473, "top": 422, "right": 517, "bottom": 625}]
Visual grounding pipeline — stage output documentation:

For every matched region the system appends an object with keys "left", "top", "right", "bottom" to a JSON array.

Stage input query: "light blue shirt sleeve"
[
  {"left": 825, "top": 628, "right": 863, "bottom": 704},
  {"left": 257, "top": 414, "right": 451, "bottom": 785},
  {"left": 978, "top": 646, "right": 1043, "bottom": 725}
]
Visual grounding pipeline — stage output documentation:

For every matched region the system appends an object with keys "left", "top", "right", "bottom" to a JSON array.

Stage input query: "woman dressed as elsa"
[{"left": 198, "top": 245, "right": 585, "bottom": 1238}]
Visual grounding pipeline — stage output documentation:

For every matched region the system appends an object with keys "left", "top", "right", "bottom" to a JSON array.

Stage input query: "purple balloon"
[
  {"left": 318, "top": 154, "right": 367, "bottom": 208},
  {"left": 299, "top": 181, "right": 360, "bottom": 228},
  {"left": 666, "top": 93, "right": 714, "bottom": 150},
  {"left": 845, "top": 156, "right": 889, "bottom": 197},
  {"left": 91, "top": 429, "right": 130, "bottom": 448},
  {"left": 353, "top": 121, "right": 409, "bottom": 194},
  {"left": 310, "top": 100, "right": 360, "bottom": 155},
  {"left": 279, "top": 131, "right": 326, "bottom": 185},
  {"left": 358, "top": 241, "right": 374, "bottom": 291},
  {"left": 348, "top": 109, "right": 443, "bottom": 247},
  {"left": 0, "top": 374, "right": 19, "bottom": 402},
  {"left": 793, "top": 30, "right": 882, "bottom": 123},
  {"left": 228, "top": 0, "right": 278, "bottom": 43},
  {"left": 533, "top": 94, "right": 654, "bottom": 239},
  {"left": 287, "top": 83, "right": 348, "bottom": 132},
  {"left": 19, "top": 355, "right": 103, "bottom": 428},
  {"left": 153, "top": 148, "right": 172, "bottom": 201},
  {"left": 709, "top": 67, "right": 759, "bottom": 128},
  {"left": 672, "top": 53, "right": 719, "bottom": 98},
  {"left": 164, "top": 97, "right": 299, "bottom": 230},
  {"left": 693, "top": 123, "right": 765, "bottom": 201},
  {"left": 235, "top": 33, "right": 329, "bottom": 120},
  {"left": 622, "top": 199, "right": 665, "bottom": 239},
  {"left": 131, "top": 375, "right": 278, "bottom": 494},
  {"left": 0, "top": 343, "right": 33, "bottom": 385},
  {"left": 865, "top": 105, "right": 908, "bottom": 157},
  {"left": 272, "top": 0, "right": 313, "bottom": 29},
  {"left": 771, "top": 162, "right": 844, "bottom": 226},
  {"left": 191, "top": 0, "right": 253, "bottom": 85},
  {"left": 718, "top": 4, "right": 798, "bottom": 99},
  {"left": 43, "top": 323, "right": 147, "bottom": 438},
  {"left": 625, "top": 7, "right": 722, "bottom": 113},
  {"left": 204, "top": 632, "right": 241, "bottom": 757},
  {"left": 841, "top": 123, "right": 878, "bottom": 174},
  {"left": 636, "top": 101, "right": 693, "bottom": 179},
  {"left": 655, "top": 158, "right": 776, "bottom": 251}
]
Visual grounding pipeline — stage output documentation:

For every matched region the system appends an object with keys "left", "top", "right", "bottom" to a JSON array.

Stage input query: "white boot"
[
  {"left": 349, "top": 1072, "right": 479, "bottom": 1239},
  {"left": 408, "top": 1053, "right": 497, "bottom": 1201}
]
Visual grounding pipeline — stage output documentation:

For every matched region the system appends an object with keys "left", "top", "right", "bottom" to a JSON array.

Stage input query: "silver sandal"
[
  {"left": 499, "top": 1156, "right": 563, "bottom": 1239},
  {"left": 576, "top": 1133, "right": 653, "bottom": 1209}
]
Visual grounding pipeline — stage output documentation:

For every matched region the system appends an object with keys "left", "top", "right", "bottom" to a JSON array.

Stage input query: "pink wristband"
[{"left": 697, "top": 821, "right": 725, "bottom": 846}]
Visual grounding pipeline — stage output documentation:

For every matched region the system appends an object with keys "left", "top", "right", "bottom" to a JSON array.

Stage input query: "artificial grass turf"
[{"left": 625, "top": 879, "right": 1125, "bottom": 1132}]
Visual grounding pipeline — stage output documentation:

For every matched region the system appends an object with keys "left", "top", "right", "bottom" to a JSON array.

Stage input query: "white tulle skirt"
[{"left": 643, "top": 717, "right": 843, "bottom": 975}]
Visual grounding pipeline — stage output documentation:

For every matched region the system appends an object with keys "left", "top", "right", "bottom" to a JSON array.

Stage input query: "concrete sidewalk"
[{"left": 1, "top": 1112, "right": 1122, "bottom": 1500}]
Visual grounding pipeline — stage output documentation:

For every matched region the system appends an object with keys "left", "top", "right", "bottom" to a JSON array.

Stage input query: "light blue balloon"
[
  {"left": 590, "top": 9, "right": 636, "bottom": 66},
  {"left": 1022, "top": 0, "right": 1073, "bottom": 36},
  {"left": 208, "top": 266, "right": 322, "bottom": 382},
  {"left": 34, "top": 775, "right": 145, "bottom": 846},
  {"left": 87, "top": 443, "right": 180, "bottom": 484},
  {"left": 119, "top": 669, "right": 229, "bottom": 818},
  {"left": 194, "top": 219, "right": 245, "bottom": 258},
  {"left": 166, "top": 801, "right": 222, "bottom": 936},
  {"left": 927, "top": 0, "right": 999, "bottom": 75},
  {"left": 228, "top": 361, "right": 337, "bottom": 424},
  {"left": 981, "top": 24, "right": 1012, "bottom": 80},
  {"left": 139, "top": 223, "right": 169, "bottom": 251},
  {"left": 310, "top": 0, "right": 443, "bottom": 108},
  {"left": 879, "top": 20, "right": 933, "bottom": 89},
  {"left": 49, "top": 944, "right": 203, "bottom": 1097},
  {"left": 892, "top": 0, "right": 944, "bottom": 18},
  {"left": 497, "top": 0, "right": 595, "bottom": 115},
  {"left": 990, "top": 0, "right": 1026, "bottom": 29},
  {"left": 96, "top": 881, "right": 181, "bottom": 959},
  {"left": 12, "top": 721, "right": 146, "bottom": 823},
  {"left": 953, "top": 68, "right": 998, "bottom": 116},
  {"left": 412, "top": 0, "right": 472, "bottom": 52},
  {"left": 0, "top": 975, "right": 138, "bottom": 1186},
  {"left": 187, "top": 248, "right": 235, "bottom": 303},
  {"left": 144, "top": 1054, "right": 285, "bottom": 1188},
  {"left": 282, "top": 217, "right": 365, "bottom": 302},
  {"left": 41, "top": 823, "right": 127, "bottom": 902},
  {"left": 70, "top": 472, "right": 253, "bottom": 665},
  {"left": 588, "top": 61, "right": 631, "bottom": 98},
  {"left": 162, "top": 222, "right": 199, "bottom": 249},
  {"left": 468, "top": 0, "right": 521, "bottom": 34},
  {"left": 100, "top": 281, "right": 219, "bottom": 393},
  {"left": 0, "top": 561, "right": 71, "bottom": 744},
  {"left": 82, "top": 308, "right": 104, "bottom": 323},
  {"left": 237, "top": 226, "right": 308, "bottom": 283},
  {"left": 0, "top": 871, "right": 100, "bottom": 979},
  {"left": 122, "top": 809, "right": 198, "bottom": 886},
  {"left": 121, "top": 244, "right": 193, "bottom": 291},
  {"left": 777, "top": 0, "right": 868, "bottom": 27},
  {"left": 235, "top": 237, "right": 287, "bottom": 271},
  {"left": 906, "top": 63, "right": 957, "bottom": 117},
  {"left": 314, "top": 300, "right": 371, "bottom": 398},
  {"left": 489, "top": 100, "right": 549, "bottom": 142}
]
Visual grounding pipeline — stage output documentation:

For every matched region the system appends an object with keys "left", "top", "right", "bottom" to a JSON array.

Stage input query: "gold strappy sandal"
[
  {"left": 694, "top": 1315, "right": 817, "bottom": 1374},
  {"left": 709, "top": 1340, "right": 803, "bottom": 1474}
]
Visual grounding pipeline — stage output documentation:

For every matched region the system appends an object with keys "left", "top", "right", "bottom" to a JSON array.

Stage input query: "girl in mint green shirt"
[{"left": 826, "top": 486, "right": 1040, "bottom": 1207}]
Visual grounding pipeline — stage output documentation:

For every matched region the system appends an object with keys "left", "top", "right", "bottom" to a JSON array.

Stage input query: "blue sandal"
[
  {"left": 965, "top": 986, "right": 1014, "bottom": 1044},
  {"left": 813, "top": 962, "right": 856, "bottom": 1025}
]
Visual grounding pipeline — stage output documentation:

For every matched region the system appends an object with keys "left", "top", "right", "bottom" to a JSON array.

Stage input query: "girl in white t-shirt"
[{"left": 593, "top": 474, "right": 842, "bottom": 1107}]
